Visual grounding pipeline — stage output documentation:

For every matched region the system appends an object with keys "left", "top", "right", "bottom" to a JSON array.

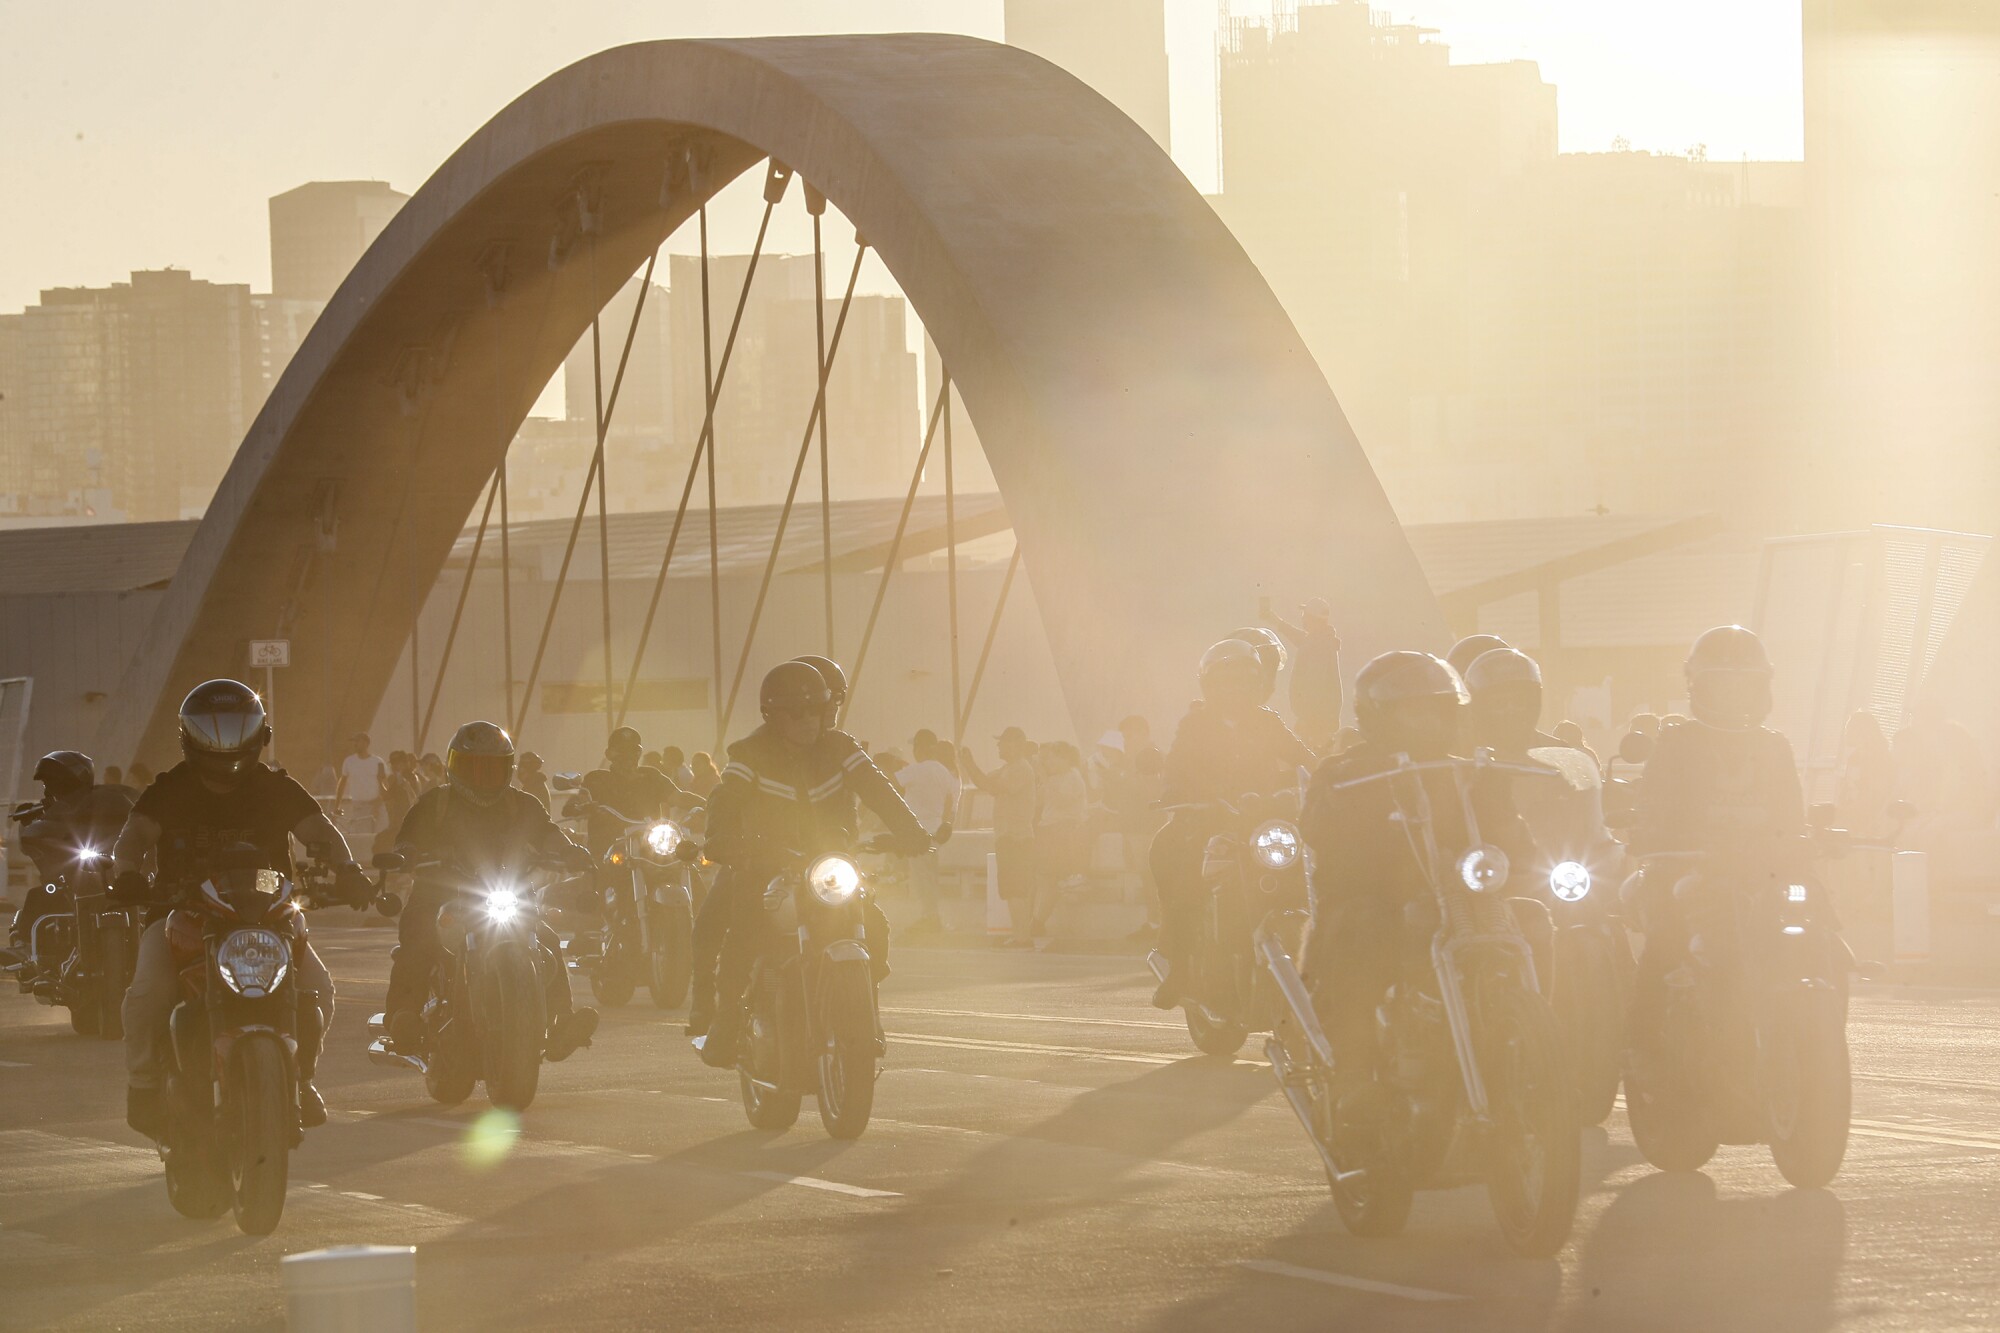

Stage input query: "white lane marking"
[
  {"left": 884, "top": 1005, "right": 1183, "bottom": 1033},
  {"left": 342, "top": 1191, "right": 385, "bottom": 1201},
  {"left": 1853, "top": 1070, "right": 2000, "bottom": 1097},
  {"left": 742, "top": 1170, "right": 901, "bottom": 1199},
  {"left": 1849, "top": 1117, "right": 2000, "bottom": 1152},
  {"left": 890, "top": 1031, "right": 1178, "bottom": 1067},
  {"left": 1236, "top": 1260, "right": 1465, "bottom": 1303},
  {"left": 0, "top": 1060, "right": 29, "bottom": 1068}
]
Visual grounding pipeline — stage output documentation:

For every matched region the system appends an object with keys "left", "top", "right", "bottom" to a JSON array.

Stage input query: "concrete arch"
[{"left": 99, "top": 35, "right": 1441, "bottom": 772}]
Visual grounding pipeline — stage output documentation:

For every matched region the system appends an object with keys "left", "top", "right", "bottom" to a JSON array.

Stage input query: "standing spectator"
[
  {"left": 897, "top": 737, "right": 962, "bottom": 933},
  {"left": 1086, "top": 730, "right": 1127, "bottom": 808},
  {"left": 960, "top": 727, "right": 1041, "bottom": 947},
  {"left": 417, "top": 752, "right": 446, "bottom": 793},
  {"left": 515, "top": 750, "right": 551, "bottom": 809},
  {"left": 127, "top": 762, "right": 154, "bottom": 791},
  {"left": 1264, "top": 595, "right": 1344, "bottom": 752},
  {"left": 1835, "top": 711, "right": 1894, "bottom": 841},
  {"left": 384, "top": 751, "right": 420, "bottom": 834},
  {"left": 334, "top": 733, "right": 390, "bottom": 850},
  {"left": 687, "top": 751, "right": 721, "bottom": 802},
  {"left": 1115, "top": 715, "right": 1167, "bottom": 934},
  {"left": 102, "top": 765, "right": 125, "bottom": 789},
  {"left": 661, "top": 746, "right": 694, "bottom": 789},
  {"left": 1551, "top": 720, "right": 1601, "bottom": 771},
  {"left": 1036, "top": 742, "right": 1092, "bottom": 939},
  {"left": 1893, "top": 698, "right": 1998, "bottom": 847}
]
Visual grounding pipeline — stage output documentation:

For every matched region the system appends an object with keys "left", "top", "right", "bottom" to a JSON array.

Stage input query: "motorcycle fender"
[
  {"left": 211, "top": 1023, "right": 296, "bottom": 1078},
  {"left": 816, "top": 946, "right": 879, "bottom": 1050},
  {"left": 169, "top": 1003, "right": 207, "bottom": 1077}
]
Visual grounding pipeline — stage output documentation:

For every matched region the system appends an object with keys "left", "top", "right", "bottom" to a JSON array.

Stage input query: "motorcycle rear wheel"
[
  {"left": 481, "top": 945, "right": 546, "bottom": 1112},
  {"left": 1321, "top": 1086, "right": 1414, "bottom": 1237},
  {"left": 1185, "top": 1005, "right": 1249, "bottom": 1059},
  {"left": 1554, "top": 931, "right": 1622, "bottom": 1125},
  {"left": 1479, "top": 985, "right": 1581, "bottom": 1259},
  {"left": 67, "top": 995, "right": 99, "bottom": 1037},
  {"left": 1766, "top": 993, "right": 1851, "bottom": 1190},
  {"left": 425, "top": 1019, "right": 478, "bottom": 1107},
  {"left": 1625, "top": 1050, "right": 1718, "bottom": 1174},
  {"left": 229, "top": 1040, "right": 292, "bottom": 1236},
  {"left": 165, "top": 1146, "right": 230, "bottom": 1220},
  {"left": 591, "top": 959, "right": 636, "bottom": 1009}
]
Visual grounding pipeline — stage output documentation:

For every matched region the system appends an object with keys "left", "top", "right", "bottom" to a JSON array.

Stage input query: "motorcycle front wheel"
[
  {"left": 96, "top": 924, "right": 132, "bottom": 1040},
  {"left": 591, "top": 955, "right": 636, "bottom": 1009},
  {"left": 480, "top": 944, "right": 546, "bottom": 1112},
  {"left": 1478, "top": 985, "right": 1581, "bottom": 1259},
  {"left": 1184, "top": 1004, "right": 1249, "bottom": 1059},
  {"left": 228, "top": 1039, "right": 292, "bottom": 1236},
  {"left": 1766, "top": 989, "right": 1851, "bottom": 1189}
]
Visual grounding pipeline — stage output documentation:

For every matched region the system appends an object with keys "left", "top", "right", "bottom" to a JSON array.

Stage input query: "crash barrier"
[{"left": 282, "top": 1244, "right": 417, "bottom": 1332}]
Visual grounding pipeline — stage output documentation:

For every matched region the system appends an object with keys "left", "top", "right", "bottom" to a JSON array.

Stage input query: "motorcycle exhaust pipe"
[
  {"left": 1254, "top": 929, "right": 1335, "bottom": 1068},
  {"left": 1145, "top": 949, "right": 1170, "bottom": 984},
  {"left": 1264, "top": 1037, "right": 1355, "bottom": 1183}
]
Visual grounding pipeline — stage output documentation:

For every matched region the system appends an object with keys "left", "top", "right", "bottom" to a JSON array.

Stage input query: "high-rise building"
[
  {"left": 668, "top": 254, "right": 918, "bottom": 508},
  {"left": 563, "top": 274, "right": 673, "bottom": 438},
  {"left": 268, "top": 181, "right": 408, "bottom": 303},
  {"left": 1803, "top": 0, "right": 2000, "bottom": 532},
  {"left": 1005, "top": 0, "right": 1172, "bottom": 153},
  {"left": 7, "top": 271, "right": 260, "bottom": 520}
]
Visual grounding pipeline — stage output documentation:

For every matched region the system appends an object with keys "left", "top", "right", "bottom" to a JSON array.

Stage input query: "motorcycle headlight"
[
  {"left": 1549, "top": 861, "right": 1592, "bottom": 903},
  {"left": 484, "top": 887, "right": 523, "bottom": 923},
  {"left": 75, "top": 846, "right": 103, "bottom": 864},
  {"left": 1457, "top": 845, "right": 1510, "bottom": 894},
  {"left": 1787, "top": 884, "right": 1808, "bottom": 904},
  {"left": 806, "top": 855, "right": 862, "bottom": 907},
  {"left": 215, "top": 928, "right": 290, "bottom": 998},
  {"left": 646, "top": 822, "right": 685, "bottom": 858},
  {"left": 1251, "top": 820, "right": 1301, "bottom": 871}
]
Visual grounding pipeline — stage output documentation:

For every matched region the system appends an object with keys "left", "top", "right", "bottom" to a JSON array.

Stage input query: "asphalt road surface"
[{"left": 2, "top": 928, "right": 1998, "bottom": 1332}]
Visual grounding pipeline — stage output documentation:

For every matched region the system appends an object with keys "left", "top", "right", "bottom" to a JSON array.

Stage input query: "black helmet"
[
  {"left": 1445, "top": 634, "right": 1510, "bottom": 681},
  {"left": 33, "top": 751, "right": 93, "bottom": 800},
  {"left": 1685, "top": 625, "right": 1773, "bottom": 731},
  {"left": 606, "top": 726, "right": 643, "bottom": 761},
  {"left": 446, "top": 720, "right": 516, "bottom": 806},
  {"left": 1198, "top": 639, "right": 1265, "bottom": 710},
  {"left": 1464, "top": 648, "right": 1544, "bottom": 750},
  {"left": 178, "top": 679, "right": 270, "bottom": 785},
  {"left": 1230, "top": 627, "right": 1288, "bottom": 701},
  {"left": 761, "top": 661, "right": 831, "bottom": 720},
  {"left": 1354, "top": 651, "right": 1468, "bottom": 759},
  {"left": 792, "top": 655, "right": 847, "bottom": 720}
]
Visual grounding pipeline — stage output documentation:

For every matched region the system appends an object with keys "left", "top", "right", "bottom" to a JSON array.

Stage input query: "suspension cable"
[
  {"left": 590, "top": 238, "right": 616, "bottom": 733},
  {"left": 841, "top": 374, "right": 952, "bottom": 726},
  {"left": 811, "top": 199, "right": 836, "bottom": 656},
  {"left": 511, "top": 245, "right": 660, "bottom": 739},
  {"left": 716, "top": 233, "right": 868, "bottom": 741},
  {"left": 613, "top": 169, "right": 789, "bottom": 730},
  {"left": 944, "top": 385, "right": 962, "bottom": 751},
  {"left": 416, "top": 469, "right": 500, "bottom": 751},
  {"left": 957, "top": 543, "right": 1022, "bottom": 740},
  {"left": 701, "top": 206, "right": 724, "bottom": 751}
]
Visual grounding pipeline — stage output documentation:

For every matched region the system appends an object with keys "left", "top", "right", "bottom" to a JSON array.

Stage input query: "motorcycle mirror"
[
  {"left": 675, "top": 841, "right": 702, "bottom": 865},
  {"left": 374, "top": 892, "right": 403, "bottom": 919},
  {"left": 550, "top": 773, "right": 583, "bottom": 792},
  {"left": 1617, "top": 730, "right": 1655, "bottom": 765},
  {"left": 371, "top": 851, "right": 406, "bottom": 872}
]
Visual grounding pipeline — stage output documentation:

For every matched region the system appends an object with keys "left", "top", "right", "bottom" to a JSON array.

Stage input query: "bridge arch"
[{"left": 100, "top": 34, "right": 1440, "bottom": 771}]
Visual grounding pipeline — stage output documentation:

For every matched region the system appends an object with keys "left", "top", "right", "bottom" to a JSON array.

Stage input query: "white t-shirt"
[
  {"left": 896, "top": 759, "right": 961, "bottom": 837},
  {"left": 341, "top": 752, "right": 388, "bottom": 804}
]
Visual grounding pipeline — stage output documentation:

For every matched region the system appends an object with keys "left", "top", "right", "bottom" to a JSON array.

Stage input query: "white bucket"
[{"left": 282, "top": 1245, "right": 417, "bottom": 1333}]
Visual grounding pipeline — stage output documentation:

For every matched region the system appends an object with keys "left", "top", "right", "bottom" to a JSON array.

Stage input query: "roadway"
[{"left": 1, "top": 928, "right": 1998, "bottom": 1332}]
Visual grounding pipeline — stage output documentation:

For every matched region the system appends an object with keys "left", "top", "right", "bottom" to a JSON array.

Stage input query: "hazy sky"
[{"left": 0, "top": 1, "right": 1804, "bottom": 313}]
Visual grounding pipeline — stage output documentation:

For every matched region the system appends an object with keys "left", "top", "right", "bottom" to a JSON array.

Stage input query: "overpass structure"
[{"left": 97, "top": 35, "right": 1441, "bottom": 773}]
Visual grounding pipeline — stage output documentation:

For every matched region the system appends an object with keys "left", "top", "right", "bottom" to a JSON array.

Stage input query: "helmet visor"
[
  {"left": 448, "top": 749, "right": 514, "bottom": 795},
  {"left": 1691, "top": 668, "right": 1772, "bottom": 730},
  {"left": 182, "top": 704, "right": 266, "bottom": 754}
]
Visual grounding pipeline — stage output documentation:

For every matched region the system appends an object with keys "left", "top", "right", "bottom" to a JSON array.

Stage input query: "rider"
[
  {"left": 112, "top": 681, "right": 368, "bottom": 1138},
  {"left": 687, "top": 660, "right": 932, "bottom": 1066},
  {"left": 1464, "top": 647, "right": 1564, "bottom": 760},
  {"left": 382, "top": 721, "right": 599, "bottom": 1061},
  {"left": 1445, "top": 633, "right": 1511, "bottom": 682},
  {"left": 1230, "top": 627, "right": 1290, "bottom": 710},
  {"left": 4, "top": 751, "right": 136, "bottom": 968},
  {"left": 1627, "top": 626, "right": 1807, "bottom": 1057},
  {"left": 580, "top": 726, "right": 694, "bottom": 858},
  {"left": 1149, "top": 638, "right": 1316, "bottom": 1009},
  {"left": 1297, "top": 652, "right": 1536, "bottom": 1110}
]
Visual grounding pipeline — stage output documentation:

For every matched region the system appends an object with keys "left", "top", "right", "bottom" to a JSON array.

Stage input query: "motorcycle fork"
[{"left": 631, "top": 865, "right": 653, "bottom": 955}]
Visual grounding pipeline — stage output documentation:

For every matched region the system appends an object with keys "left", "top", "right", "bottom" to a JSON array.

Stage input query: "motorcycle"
[
  {"left": 1145, "top": 789, "right": 1309, "bottom": 1058},
  {"left": 5, "top": 806, "right": 135, "bottom": 1038},
  {"left": 695, "top": 838, "right": 889, "bottom": 1140},
  {"left": 154, "top": 850, "right": 370, "bottom": 1236},
  {"left": 1622, "top": 835, "right": 1854, "bottom": 1189},
  {"left": 1260, "top": 753, "right": 1582, "bottom": 1258},
  {"left": 365, "top": 852, "right": 574, "bottom": 1112},
  {"left": 1508, "top": 747, "right": 1637, "bottom": 1125},
  {"left": 568, "top": 805, "right": 697, "bottom": 1011}
]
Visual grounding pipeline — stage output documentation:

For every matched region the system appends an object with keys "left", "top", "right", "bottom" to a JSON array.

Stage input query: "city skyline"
[{"left": 0, "top": 0, "right": 1806, "bottom": 314}]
